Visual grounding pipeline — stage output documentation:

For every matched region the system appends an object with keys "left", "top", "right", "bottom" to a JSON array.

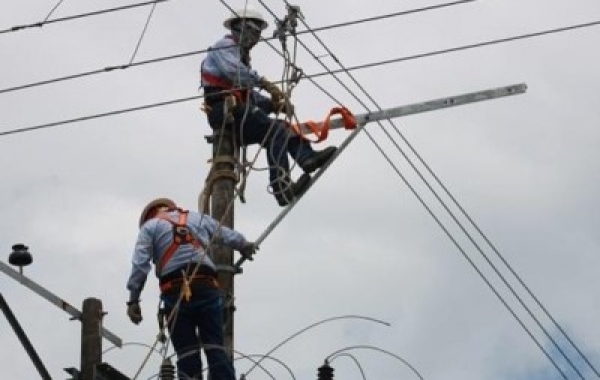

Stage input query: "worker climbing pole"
[{"left": 197, "top": 5, "right": 347, "bottom": 358}]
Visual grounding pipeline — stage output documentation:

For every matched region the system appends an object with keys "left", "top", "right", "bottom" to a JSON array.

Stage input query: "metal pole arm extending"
[
  {"left": 0, "top": 260, "right": 122, "bottom": 348},
  {"left": 298, "top": 83, "right": 527, "bottom": 134},
  {"left": 234, "top": 83, "right": 528, "bottom": 270}
]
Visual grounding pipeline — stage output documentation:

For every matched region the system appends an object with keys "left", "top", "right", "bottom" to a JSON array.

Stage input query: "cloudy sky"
[{"left": 1, "top": 0, "right": 599, "bottom": 379}]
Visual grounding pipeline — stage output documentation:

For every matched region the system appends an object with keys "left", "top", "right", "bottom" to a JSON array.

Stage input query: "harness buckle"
[{"left": 175, "top": 225, "right": 190, "bottom": 236}]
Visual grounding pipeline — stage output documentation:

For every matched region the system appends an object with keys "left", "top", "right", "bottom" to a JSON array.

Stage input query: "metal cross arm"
[
  {"left": 234, "top": 82, "right": 527, "bottom": 272},
  {"left": 0, "top": 260, "right": 123, "bottom": 348},
  {"left": 297, "top": 83, "right": 527, "bottom": 135}
]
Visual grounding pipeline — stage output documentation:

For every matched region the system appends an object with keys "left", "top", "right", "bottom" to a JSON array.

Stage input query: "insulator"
[
  {"left": 317, "top": 361, "right": 334, "bottom": 380},
  {"left": 159, "top": 358, "right": 176, "bottom": 380},
  {"left": 9, "top": 244, "right": 32, "bottom": 267}
]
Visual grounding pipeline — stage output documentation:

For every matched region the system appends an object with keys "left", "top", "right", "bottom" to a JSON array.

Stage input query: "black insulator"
[
  {"left": 318, "top": 362, "right": 334, "bottom": 380},
  {"left": 9, "top": 244, "right": 32, "bottom": 267},
  {"left": 159, "top": 358, "right": 176, "bottom": 380}
]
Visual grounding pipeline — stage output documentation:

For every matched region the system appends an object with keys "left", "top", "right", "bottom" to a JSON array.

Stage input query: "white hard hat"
[{"left": 223, "top": 8, "right": 268, "bottom": 31}]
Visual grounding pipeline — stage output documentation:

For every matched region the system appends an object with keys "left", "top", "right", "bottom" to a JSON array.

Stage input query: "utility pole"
[
  {"left": 80, "top": 298, "right": 103, "bottom": 380},
  {"left": 207, "top": 124, "right": 237, "bottom": 356}
]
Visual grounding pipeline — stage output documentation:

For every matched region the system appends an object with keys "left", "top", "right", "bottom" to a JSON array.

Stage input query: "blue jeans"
[
  {"left": 162, "top": 286, "right": 235, "bottom": 380},
  {"left": 207, "top": 101, "right": 315, "bottom": 191}
]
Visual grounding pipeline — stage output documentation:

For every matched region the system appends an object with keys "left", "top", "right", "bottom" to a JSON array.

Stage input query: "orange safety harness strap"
[
  {"left": 201, "top": 72, "right": 247, "bottom": 102},
  {"left": 156, "top": 210, "right": 204, "bottom": 273},
  {"left": 292, "top": 106, "right": 358, "bottom": 143},
  {"left": 159, "top": 275, "right": 219, "bottom": 293}
]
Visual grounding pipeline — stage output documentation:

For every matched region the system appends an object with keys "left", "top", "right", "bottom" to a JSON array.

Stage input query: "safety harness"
[
  {"left": 155, "top": 209, "right": 204, "bottom": 274},
  {"left": 155, "top": 209, "right": 219, "bottom": 299}
]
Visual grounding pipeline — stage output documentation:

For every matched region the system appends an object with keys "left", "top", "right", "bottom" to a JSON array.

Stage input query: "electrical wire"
[
  {"left": 273, "top": 1, "right": 589, "bottom": 378},
  {"left": 328, "top": 353, "right": 367, "bottom": 380},
  {"left": 234, "top": 352, "right": 297, "bottom": 380},
  {"left": 3, "top": 12, "right": 600, "bottom": 139},
  {"left": 0, "top": 0, "right": 171, "bottom": 34},
  {"left": 43, "top": 0, "right": 67, "bottom": 23},
  {"left": 0, "top": 1, "right": 473, "bottom": 95},
  {"left": 4, "top": 8, "right": 598, "bottom": 97},
  {"left": 243, "top": 315, "right": 390, "bottom": 377},
  {"left": 326, "top": 345, "right": 424, "bottom": 380},
  {"left": 0, "top": 94, "right": 201, "bottom": 137},
  {"left": 315, "top": 13, "right": 599, "bottom": 380},
  {"left": 128, "top": 1, "right": 159, "bottom": 64}
]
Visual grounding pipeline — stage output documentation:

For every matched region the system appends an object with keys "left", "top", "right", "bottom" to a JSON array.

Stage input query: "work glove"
[
  {"left": 260, "top": 77, "right": 284, "bottom": 103},
  {"left": 239, "top": 241, "right": 258, "bottom": 261},
  {"left": 126, "top": 301, "right": 143, "bottom": 325},
  {"left": 273, "top": 100, "right": 294, "bottom": 117}
]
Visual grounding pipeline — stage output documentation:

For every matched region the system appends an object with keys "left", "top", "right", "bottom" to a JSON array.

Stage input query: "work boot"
[
  {"left": 274, "top": 173, "right": 312, "bottom": 206},
  {"left": 300, "top": 146, "right": 337, "bottom": 174}
]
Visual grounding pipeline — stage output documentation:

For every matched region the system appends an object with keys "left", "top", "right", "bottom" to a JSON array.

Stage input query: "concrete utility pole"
[
  {"left": 207, "top": 125, "right": 237, "bottom": 356},
  {"left": 207, "top": 82, "right": 528, "bottom": 354},
  {"left": 80, "top": 298, "right": 103, "bottom": 380}
]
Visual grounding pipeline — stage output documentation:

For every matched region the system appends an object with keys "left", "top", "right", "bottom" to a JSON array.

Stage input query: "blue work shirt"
[
  {"left": 201, "top": 34, "right": 260, "bottom": 87},
  {"left": 126, "top": 209, "right": 248, "bottom": 302},
  {"left": 200, "top": 34, "right": 271, "bottom": 105}
]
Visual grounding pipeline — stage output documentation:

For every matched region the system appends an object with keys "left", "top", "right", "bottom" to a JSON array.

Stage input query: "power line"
[
  {"left": 128, "top": 1, "right": 159, "bottom": 64},
  {"left": 3, "top": 14, "right": 600, "bottom": 138},
  {"left": 43, "top": 0, "right": 67, "bottom": 23},
  {"left": 0, "top": 47, "right": 209, "bottom": 95},
  {"left": 0, "top": 94, "right": 201, "bottom": 137},
  {"left": 272, "top": 1, "right": 594, "bottom": 378},
  {"left": 1, "top": 15, "right": 599, "bottom": 97},
  {"left": 0, "top": 0, "right": 171, "bottom": 35},
  {"left": 0, "top": 6, "right": 418, "bottom": 95}
]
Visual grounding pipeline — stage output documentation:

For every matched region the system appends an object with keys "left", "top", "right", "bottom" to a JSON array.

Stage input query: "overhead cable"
[
  {"left": 295, "top": 7, "right": 600, "bottom": 379},
  {"left": 1, "top": 5, "right": 422, "bottom": 94},
  {"left": 0, "top": 0, "right": 170, "bottom": 35},
  {"left": 128, "top": 1, "right": 158, "bottom": 64},
  {"left": 43, "top": 0, "right": 68, "bottom": 23},
  {"left": 0, "top": 10, "right": 597, "bottom": 139},
  {"left": 0, "top": 94, "right": 200, "bottom": 137},
  {"left": 1, "top": 16, "right": 599, "bottom": 97},
  {"left": 274, "top": 1, "right": 588, "bottom": 378}
]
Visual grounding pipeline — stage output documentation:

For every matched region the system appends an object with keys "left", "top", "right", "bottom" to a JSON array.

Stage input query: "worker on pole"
[
  {"left": 125, "top": 198, "right": 257, "bottom": 380},
  {"left": 200, "top": 8, "right": 337, "bottom": 206}
]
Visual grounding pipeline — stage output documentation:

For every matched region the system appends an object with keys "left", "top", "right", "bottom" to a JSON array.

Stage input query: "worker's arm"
[{"left": 126, "top": 227, "right": 154, "bottom": 303}]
